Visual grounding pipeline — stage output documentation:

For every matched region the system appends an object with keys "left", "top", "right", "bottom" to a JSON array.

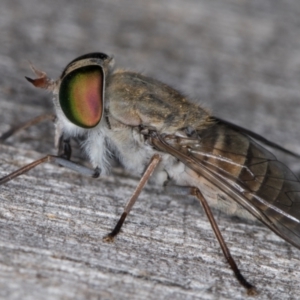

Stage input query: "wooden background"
[{"left": 1, "top": 1, "right": 300, "bottom": 299}]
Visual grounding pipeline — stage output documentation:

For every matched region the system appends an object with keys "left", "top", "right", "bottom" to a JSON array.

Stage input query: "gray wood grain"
[{"left": 1, "top": 0, "right": 300, "bottom": 299}]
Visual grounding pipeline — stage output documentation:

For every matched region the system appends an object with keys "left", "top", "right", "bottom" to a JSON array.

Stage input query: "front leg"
[
  {"left": 0, "top": 155, "right": 101, "bottom": 185},
  {"left": 57, "top": 135, "right": 72, "bottom": 160}
]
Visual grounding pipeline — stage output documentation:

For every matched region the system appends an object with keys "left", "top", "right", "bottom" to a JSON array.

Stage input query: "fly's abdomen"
[
  {"left": 203, "top": 125, "right": 300, "bottom": 245},
  {"left": 162, "top": 123, "right": 300, "bottom": 247}
]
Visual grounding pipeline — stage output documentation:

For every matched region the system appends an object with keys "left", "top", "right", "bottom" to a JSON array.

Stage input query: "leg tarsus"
[{"left": 103, "top": 212, "right": 127, "bottom": 243}]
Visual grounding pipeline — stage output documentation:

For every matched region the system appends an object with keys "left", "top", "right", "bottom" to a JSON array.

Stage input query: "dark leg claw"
[{"left": 103, "top": 212, "right": 127, "bottom": 243}]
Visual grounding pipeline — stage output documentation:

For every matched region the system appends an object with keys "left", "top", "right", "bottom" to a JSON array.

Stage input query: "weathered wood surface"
[{"left": 1, "top": 1, "right": 300, "bottom": 299}]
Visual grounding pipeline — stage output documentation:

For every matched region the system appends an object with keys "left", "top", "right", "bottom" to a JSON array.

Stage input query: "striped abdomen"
[{"left": 154, "top": 124, "right": 300, "bottom": 248}]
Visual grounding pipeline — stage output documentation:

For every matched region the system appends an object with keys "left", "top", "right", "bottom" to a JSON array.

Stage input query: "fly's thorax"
[{"left": 106, "top": 70, "right": 211, "bottom": 133}]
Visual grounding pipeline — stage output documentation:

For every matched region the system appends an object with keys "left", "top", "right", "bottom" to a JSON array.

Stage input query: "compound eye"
[{"left": 59, "top": 65, "right": 104, "bottom": 128}]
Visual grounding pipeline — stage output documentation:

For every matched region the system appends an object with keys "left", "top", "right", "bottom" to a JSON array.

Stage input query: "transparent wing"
[{"left": 150, "top": 124, "right": 300, "bottom": 249}]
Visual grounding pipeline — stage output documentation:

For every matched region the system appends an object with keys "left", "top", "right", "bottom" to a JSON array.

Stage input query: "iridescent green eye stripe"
[{"left": 59, "top": 66, "right": 103, "bottom": 128}]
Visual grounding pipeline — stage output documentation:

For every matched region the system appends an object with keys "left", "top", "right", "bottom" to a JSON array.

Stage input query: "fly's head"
[{"left": 26, "top": 53, "right": 114, "bottom": 134}]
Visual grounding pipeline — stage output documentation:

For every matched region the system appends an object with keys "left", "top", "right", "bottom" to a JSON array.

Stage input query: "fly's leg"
[
  {"left": 0, "top": 112, "right": 74, "bottom": 160},
  {"left": 0, "top": 112, "right": 74, "bottom": 161},
  {"left": 103, "top": 154, "right": 161, "bottom": 243},
  {"left": 0, "top": 155, "right": 100, "bottom": 186},
  {"left": 190, "top": 187, "right": 257, "bottom": 296},
  {"left": 0, "top": 113, "right": 55, "bottom": 142},
  {"left": 57, "top": 136, "right": 72, "bottom": 160},
  {"left": 164, "top": 184, "right": 256, "bottom": 294}
]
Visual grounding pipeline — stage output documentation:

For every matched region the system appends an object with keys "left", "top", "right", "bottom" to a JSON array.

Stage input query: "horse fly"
[{"left": 1, "top": 52, "right": 300, "bottom": 295}]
